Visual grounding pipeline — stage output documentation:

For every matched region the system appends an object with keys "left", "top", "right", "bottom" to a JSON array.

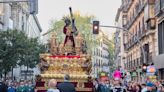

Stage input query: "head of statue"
[{"left": 63, "top": 17, "right": 71, "bottom": 26}]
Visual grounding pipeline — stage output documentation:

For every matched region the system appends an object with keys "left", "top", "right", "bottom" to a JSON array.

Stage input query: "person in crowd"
[
  {"left": 110, "top": 70, "right": 126, "bottom": 92},
  {"left": 0, "top": 80, "right": 7, "bottom": 92},
  {"left": 146, "top": 82, "right": 155, "bottom": 92},
  {"left": 8, "top": 81, "right": 16, "bottom": 92},
  {"left": 93, "top": 78, "right": 99, "bottom": 92},
  {"left": 136, "top": 84, "right": 142, "bottom": 92},
  {"left": 16, "top": 81, "right": 26, "bottom": 92},
  {"left": 96, "top": 77, "right": 110, "bottom": 92},
  {"left": 57, "top": 74, "right": 76, "bottom": 92},
  {"left": 141, "top": 83, "right": 147, "bottom": 92},
  {"left": 47, "top": 79, "right": 60, "bottom": 92},
  {"left": 24, "top": 81, "right": 35, "bottom": 92}
]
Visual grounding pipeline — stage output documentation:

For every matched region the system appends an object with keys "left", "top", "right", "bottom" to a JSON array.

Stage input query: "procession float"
[{"left": 35, "top": 7, "right": 94, "bottom": 92}]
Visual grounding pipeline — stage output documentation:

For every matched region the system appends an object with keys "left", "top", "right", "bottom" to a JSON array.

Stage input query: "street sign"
[{"left": 146, "top": 65, "right": 156, "bottom": 76}]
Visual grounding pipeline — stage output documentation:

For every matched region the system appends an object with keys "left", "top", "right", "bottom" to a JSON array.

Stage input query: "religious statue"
[
  {"left": 63, "top": 7, "right": 78, "bottom": 55},
  {"left": 63, "top": 18, "right": 75, "bottom": 47}
]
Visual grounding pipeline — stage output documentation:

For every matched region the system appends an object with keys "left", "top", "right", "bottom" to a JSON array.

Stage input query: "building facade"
[
  {"left": 0, "top": 0, "right": 41, "bottom": 37},
  {"left": 154, "top": 0, "right": 164, "bottom": 80},
  {"left": 116, "top": 0, "right": 157, "bottom": 82},
  {"left": 92, "top": 31, "right": 110, "bottom": 78},
  {"left": 115, "top": 7, "right": 126, "bottom": 70}
]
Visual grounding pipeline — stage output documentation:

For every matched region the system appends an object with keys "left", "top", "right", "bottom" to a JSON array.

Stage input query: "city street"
[{"left": 0, "top": 0, "right": 164, "bottom": 92}]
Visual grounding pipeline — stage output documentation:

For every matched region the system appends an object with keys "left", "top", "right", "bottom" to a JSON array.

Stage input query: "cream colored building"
[
  {"left": 92, "top": 31, "right": 111, "bottom": 78},
  {"left": 116, "top": 0, "right": 157, "bottom": 82},
  {"left": 115, "top": 7, "right": 126, "bottom": 70}
]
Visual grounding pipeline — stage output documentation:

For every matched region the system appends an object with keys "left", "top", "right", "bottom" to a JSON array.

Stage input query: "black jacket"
[
  {"left": 0, "top": 82, "right": 7, "bottom": 92},
  {"left": 57, "top": 82, "right": 76, "bottom": 92}
]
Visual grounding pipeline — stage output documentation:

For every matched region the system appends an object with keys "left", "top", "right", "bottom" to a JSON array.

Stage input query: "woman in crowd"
[{"left": 47, "top": 79, "right": 60, "bottom": 92}]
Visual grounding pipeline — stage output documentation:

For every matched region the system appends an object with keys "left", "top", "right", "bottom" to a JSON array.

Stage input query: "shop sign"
[{"left": 146, "top": 65, "right": 156, "bottom": 76}]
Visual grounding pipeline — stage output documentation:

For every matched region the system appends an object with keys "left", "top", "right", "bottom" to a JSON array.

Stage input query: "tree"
[
  {"left": 49, "top": 14, "right": 96, "bottom": 54},
  {"left": 0, "top": 30, "right": 46, "bottom": 79}
]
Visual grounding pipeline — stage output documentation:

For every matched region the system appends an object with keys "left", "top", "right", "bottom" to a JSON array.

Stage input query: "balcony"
[
  {"left": 126, "top": 3, "right": 145, "bottom": 29},
  {"left": 155, "top": 0, "right": 164, "bottom": 16}
]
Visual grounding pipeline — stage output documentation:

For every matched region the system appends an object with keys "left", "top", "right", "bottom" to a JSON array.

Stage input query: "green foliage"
[{"left": 0, "top": 30, "right": 46, "bottom": 76}]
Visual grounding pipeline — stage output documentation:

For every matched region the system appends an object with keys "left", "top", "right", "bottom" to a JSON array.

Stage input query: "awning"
[{"left": 154, "top": 54, "right": 164, "bottom": 69}]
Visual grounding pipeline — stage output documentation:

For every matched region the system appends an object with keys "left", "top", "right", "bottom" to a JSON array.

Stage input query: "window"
[
  {"left": 158, "top": 21, "right": 164, "bottom": 54},
  {"left": 161, "top": 0, "right": 164, "bottom": 10},
  {"left": 142, "top": 17, "right": 145, "bottom": 32},
  {"left": 144, "top": 1, "right": 155, "bottom": 21}
]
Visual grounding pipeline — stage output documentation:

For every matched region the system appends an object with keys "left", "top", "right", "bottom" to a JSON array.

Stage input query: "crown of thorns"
[{"left": 63, "top": 17, "right": 71, "bottom": 23}]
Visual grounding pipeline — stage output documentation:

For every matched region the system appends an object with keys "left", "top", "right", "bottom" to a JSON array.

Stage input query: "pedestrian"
[
  {"left": 110, "top": 70, "right": 126, "bottom": 92},
  {"left": 47, "top": 79, "right": 60, "bottom": 92},
  {"left": 0, "top": 80, "right": 7, "bottom": 92},
  {"left": 136, "top": 84, "right": 142, "bottom": 92},
  {"left": 146, "top": 82, "right": 155, "bottom": 92},
  {"left": 57, "top": 74, "right": 76, "bottom": 92},
  {"left": 8, "top": 82, "right": 16, "bottom": 92},
  {"left": 24, "top": 81, "right": 35, "bottom": 92},
  {"left": 92, "top": 78, "right": 99, "bottom": 92},
  {"left": 16, "top": 81, "right": 26, "bottom": 92},
  {"left": 96, "top": 77, "right": 110, "bottom": 92},
  {"left": 141, "top": 83, "right": 147, "bottom": 92}
]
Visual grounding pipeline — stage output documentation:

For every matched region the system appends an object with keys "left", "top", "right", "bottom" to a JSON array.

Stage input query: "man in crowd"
[
  {"left": 57, "top": 74, "right": 76, "bottom": 92},
  {"left": 0, "top": 80, "right": 7, "bottom": 92},
  {"left": 146, "top": 82, "right": 155, "bottom": 92}
]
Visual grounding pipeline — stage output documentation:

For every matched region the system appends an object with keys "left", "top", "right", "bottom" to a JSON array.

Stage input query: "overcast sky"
[{"left": 37, "top": 0, "right": 121, "bottom": 38}]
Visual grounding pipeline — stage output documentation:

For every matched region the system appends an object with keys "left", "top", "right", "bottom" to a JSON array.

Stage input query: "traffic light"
[{"left": 93, "top": 21, "right": 99, "bottom": 34}]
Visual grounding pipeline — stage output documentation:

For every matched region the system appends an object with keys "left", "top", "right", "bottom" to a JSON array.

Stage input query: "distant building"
[
  {"left": 114, "top": 7, "right": 126, "bottom": 69},
  {"left": 0, "top": 0, "right": 41, "bottom": 37},
  {"left": 91, "top": 31, "right": 111, "bottom": 78}
]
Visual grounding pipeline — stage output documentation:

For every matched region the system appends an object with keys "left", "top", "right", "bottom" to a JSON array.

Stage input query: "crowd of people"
[
  {"left": 92, "top": 70, "right": 164, "bottom": 92},
  {"left": 93, "top": 77, "right": 164, "bottom": 92},
  {"left": 0, "top": 72, "right": 164, "bottom": 92},
  {"left": 0, "top": 79, "right": 35, "bottom": 92}
]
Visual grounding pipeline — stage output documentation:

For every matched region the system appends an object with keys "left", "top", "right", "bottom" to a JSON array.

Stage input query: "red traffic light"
[{"left": 93, "top": 21, "right": 99, "bottom": 34}]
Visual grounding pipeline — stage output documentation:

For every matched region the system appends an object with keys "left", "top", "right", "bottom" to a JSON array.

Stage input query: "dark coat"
[
  {"left": 0, "top": 82, "right": 7, "bottom": 92},
  {"left": 57, "top": 82, "right": 76, "bottom": 92}
]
